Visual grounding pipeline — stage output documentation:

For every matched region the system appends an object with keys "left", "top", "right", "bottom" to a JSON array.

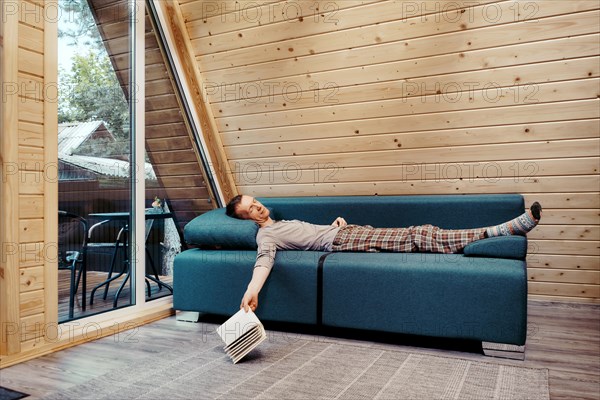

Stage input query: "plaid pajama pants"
[{"left": 331, "top": 224, "right": 486, "bottom": 254}]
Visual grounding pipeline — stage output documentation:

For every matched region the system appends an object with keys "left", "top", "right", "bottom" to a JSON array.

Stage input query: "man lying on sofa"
[{"left": 225, "top": 195, "right": 542, "bottom": 313}]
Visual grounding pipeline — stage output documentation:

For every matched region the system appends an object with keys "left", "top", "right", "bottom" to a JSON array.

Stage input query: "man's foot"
[
  {"left": 530, "top": 201, "right": 542, "bottom": 221},
  {"left": 486, "top": 202, "right": 542, "bottom": 237}
]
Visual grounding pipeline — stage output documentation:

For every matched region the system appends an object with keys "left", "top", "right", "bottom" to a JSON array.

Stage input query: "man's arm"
[
  {"left": 241, "top": 267, "right": 270, "bottom": 312},
  {"left": 241, "top": 242, "right": 276, "bottom": 312}
]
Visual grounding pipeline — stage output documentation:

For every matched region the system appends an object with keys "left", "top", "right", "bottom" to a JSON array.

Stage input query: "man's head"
[
  {"left": 225, "top": 195, "right": 244, "bottom": 219},
  {"left": 226, "top": 195, "right": 271, "bottom": 225}
]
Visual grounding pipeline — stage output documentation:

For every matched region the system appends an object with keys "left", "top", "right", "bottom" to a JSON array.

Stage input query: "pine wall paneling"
[
  {"left": 19, "top": 0, "right": 46, "bottom": 352},
  {"left": 0, "top": 0, "right": 57, "bottom": 356},
  {"left": 177, "top": 0, "right": 600, "bottom": 302},
  {"left": 1, "top": 0, "right": 22, "bottom": 356}
]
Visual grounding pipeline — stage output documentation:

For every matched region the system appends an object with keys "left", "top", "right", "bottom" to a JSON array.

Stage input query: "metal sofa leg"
[
  {"left": 176, "top": 311, "right": 200, "bottom": 322},
  {"left": 482, "top": 342, "right": 526, "bottom": 360}
]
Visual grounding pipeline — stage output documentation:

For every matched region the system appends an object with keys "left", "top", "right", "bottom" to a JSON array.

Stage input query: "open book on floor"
[{"left": 216, "top": 308, "right": 267, "bottom": 364}]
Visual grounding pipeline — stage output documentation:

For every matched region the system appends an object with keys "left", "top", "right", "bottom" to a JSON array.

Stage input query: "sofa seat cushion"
[
  {"left": 321, "top": 253, "right": 527, "bottom": 345},
  {"left": 173, "top": 248, "right": 327, "bottom": 325}
]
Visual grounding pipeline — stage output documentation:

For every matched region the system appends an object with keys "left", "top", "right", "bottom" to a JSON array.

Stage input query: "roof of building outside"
[
  {"left": 60, "top": 154, "right": 157, "bottom": 181},
  {"left": 58, "top": 121, "right": 113, "bottom": 156}
]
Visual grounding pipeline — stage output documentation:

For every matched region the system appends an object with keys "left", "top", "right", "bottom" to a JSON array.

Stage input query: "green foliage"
[
  {"left": 58, "top": 49, "right": 130, "bottom": 156},
  {"left": 58, "top": 0, "right": 130, "bottom": 157},
  {"left": 58, "top": 0, "right": 103, "bottom": 51}
]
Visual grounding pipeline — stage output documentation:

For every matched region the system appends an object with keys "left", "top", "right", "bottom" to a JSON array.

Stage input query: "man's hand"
[
  {"left": 332, "top": 217, "right": 347, "bottom": 227},
  {"left": 241, "top": 288, "right": 259, "bottom": 312}
]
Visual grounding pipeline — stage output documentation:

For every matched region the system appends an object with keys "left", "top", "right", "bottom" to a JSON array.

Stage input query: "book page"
[
  {"left": 228, "top": 329, "right": 262, "bottom": 359},
  {"left": 216, "top": 309, "right": 263, "bottom": 347},
  {"left": 232, "top": 332, "right": 267, "bottom": 364},
  {"left": 224, "top": 325, "right": 259, "bottom": 352}
]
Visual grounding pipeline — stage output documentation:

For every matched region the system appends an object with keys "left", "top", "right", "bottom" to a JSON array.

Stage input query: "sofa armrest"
[{"left": 463, "top": 236, "right": 528, "bottom": 260}]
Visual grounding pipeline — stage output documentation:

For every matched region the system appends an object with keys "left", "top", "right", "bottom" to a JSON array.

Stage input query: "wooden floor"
[
  {"left": 0, "top": 300, "right": 598, "bottom": 400},
  {"left": 58, "top": 270, "right": 173, "bottom": 322}
]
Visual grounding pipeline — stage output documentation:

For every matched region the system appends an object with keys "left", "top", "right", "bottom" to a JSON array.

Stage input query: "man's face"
[{"left": 237, "top": 195, "right": 270, "bottom": 223}]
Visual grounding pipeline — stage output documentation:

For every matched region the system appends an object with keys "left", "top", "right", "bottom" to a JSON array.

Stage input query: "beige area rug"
[{"left": 42, "top": 324, "right": 549, "bottom": 400}]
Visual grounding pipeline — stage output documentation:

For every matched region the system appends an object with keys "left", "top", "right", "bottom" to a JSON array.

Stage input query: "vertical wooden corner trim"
[
  {"left": 0, "top": 0, "right": 22, "bottom": 356},
  {"left": 43, "top": 0, "right": 59, "bottom": 330},
  {"left": 158, "top": 0, "right": 238, "bottom": 203}
]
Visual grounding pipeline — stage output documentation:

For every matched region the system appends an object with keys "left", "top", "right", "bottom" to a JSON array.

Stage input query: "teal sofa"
[{"left": 173, "top": 195, "right": 528, "bottom": 353}]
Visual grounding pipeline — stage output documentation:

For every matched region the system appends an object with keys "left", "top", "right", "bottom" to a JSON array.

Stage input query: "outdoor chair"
[{"left": 58, "top": 210, "right": 89, "bottom": 320}]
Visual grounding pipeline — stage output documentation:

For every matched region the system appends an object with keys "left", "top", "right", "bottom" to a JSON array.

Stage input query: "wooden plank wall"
[
  {"left": 177, "top": 0, "right": 600, "bottom": 302},
  {"left": 89, "top": 0, "right": 216, "bottom": 231},
  {"left": 1, "top": 0, "right": 58, "bottom": 355}
]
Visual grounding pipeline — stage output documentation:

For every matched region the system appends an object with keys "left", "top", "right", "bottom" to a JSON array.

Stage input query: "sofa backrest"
[{"left": 259, "top": 194, "right": 524, "bottom": 230}]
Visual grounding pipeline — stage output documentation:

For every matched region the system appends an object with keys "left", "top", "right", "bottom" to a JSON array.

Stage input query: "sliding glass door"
[
  {"left": 57, "top": 0, "right": 135, "bottom": 322},
  {"left": 58, "top": 0, "right": 182, "bottom": 323}
]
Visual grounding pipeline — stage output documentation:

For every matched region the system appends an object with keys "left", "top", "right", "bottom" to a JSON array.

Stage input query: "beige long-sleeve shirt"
[{"left": 254, "top": 220, "right": 341, "bottom": 270}]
